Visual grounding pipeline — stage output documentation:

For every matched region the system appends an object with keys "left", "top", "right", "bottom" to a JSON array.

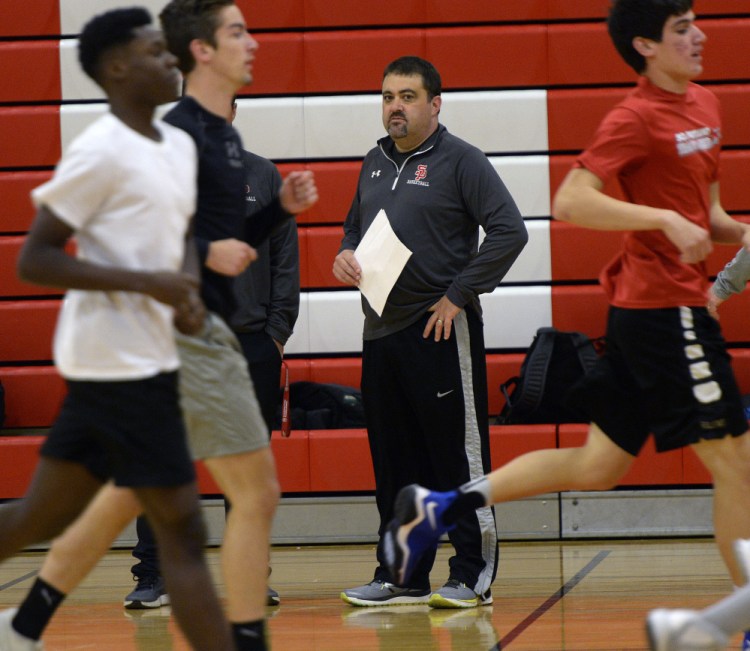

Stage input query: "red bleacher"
[
  {"left": 4, "top": 347, "right": 750, "bottom": 498},
  {"left": 1, "top": 1, "right": 749, "bottom": 503},
  {"left": 0, "top": 419, "right": 730, "bottom": 499},
  {"left": 4, "top": 0, "right": 748, "bottom": 38},
  {"left": 3, "top": 20, "right": 750, "bottom": 100}
]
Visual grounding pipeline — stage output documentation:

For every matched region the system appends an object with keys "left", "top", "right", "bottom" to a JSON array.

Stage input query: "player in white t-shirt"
[
  {"left": 37, "top": 110, "right": 195, "bottom": 380},
  {"left": 1, "top": 4, "right": 317, "bottom": 651},
  {"left": 0, "top": 8, "right": 235, "bottom": 651}
]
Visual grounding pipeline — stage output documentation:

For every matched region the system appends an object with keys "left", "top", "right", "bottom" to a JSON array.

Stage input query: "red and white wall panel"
[{"left": 1, "top": 2, "right": 749, "bottom": 364}]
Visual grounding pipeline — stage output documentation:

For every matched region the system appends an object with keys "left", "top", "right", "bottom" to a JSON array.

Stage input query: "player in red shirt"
[{"left": 382, "top": 2, "right": 750, "bottom": 648}]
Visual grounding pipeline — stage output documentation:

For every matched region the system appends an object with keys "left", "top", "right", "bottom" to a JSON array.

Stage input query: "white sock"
[{"left": 702, "top": 583, "right": 750, "bottom": 639}]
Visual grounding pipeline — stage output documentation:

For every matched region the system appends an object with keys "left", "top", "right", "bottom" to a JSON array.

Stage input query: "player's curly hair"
[
  {"left": 78, "top": 7, "right": 152, "bottom": 83},
  {"left": 159, "top": 0, "right": 234, "bottom": 74}
]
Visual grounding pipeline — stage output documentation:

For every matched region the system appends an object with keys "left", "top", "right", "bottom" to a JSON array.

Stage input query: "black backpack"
[
  {"left": 275, "top": 381, "right": 366, "bottom": 430},
  {"left": 496, "top": 327, "right": 601, "bottom": 425}
]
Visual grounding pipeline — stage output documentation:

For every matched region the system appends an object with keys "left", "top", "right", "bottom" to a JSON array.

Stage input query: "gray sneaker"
[
  {"left": 124, "top": 575, "right": 170, "bottom": 609},
  {"left": 0, "top": 608, "right": 43, "bottom": 650},
  {"left": 428, "top": 579, "right": 493, "bottom": 609},
  {"left": 340, "top": 580, "right": 431, "bottom": 607}
]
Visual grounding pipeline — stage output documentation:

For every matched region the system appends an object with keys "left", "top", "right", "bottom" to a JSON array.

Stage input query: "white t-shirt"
[{"left": 31, "top": 113, "right": 197, "bottom": 380}]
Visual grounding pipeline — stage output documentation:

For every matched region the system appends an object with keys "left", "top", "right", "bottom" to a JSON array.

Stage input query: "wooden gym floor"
[{"left": 0, "top": 539, "right": 743, "bottom": 650}]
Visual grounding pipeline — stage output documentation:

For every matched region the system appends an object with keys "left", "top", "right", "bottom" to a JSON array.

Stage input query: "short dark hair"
[
  {"left": 159, "top": 0, "right": 234, "bottom": 75},
  {"left": 78, "top": 7, "right": 152, "bottom": 83},
  {"left": 383, "top": 56, "right": 442, "bottom": 100},
  {"left": 608, "top": 0, "right": 693, "bottom": 74}
]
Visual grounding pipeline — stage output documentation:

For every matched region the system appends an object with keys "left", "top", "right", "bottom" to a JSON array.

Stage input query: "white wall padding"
[{"left": 286, "top": 285, "right": 552, "bottom": 355}]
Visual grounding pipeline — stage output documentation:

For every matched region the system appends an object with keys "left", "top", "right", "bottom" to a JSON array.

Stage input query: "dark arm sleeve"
[
  {"left": 338, "top": 169, "right": 365, "bottom": 253},
  {"left": 446, "top": 148, "right": 528, "bottom": 307},
  {"left": 263, "top": 166, "right": 300, "bottom": 344},
  {"left": 265, "top": 217, "right": 300, "bottom": 345},
  {"left": 242, "top": 196, "right": 293, "bottom": 247},
  {"left": 193, "top": 236, "right": 210, "bottom": 268}
]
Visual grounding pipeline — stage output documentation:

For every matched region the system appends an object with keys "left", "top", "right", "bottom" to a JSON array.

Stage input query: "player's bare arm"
[{"left": 554, "top": 167, "right": 712, "bottom": 263}]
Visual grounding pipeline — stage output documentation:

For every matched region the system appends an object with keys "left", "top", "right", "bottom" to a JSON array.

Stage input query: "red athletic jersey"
[{"left": 576, "top": 76, "right": 722, "bottom": 308}]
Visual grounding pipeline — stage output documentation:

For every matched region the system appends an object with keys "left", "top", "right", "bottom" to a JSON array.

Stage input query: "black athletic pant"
[{"left": 363, "top": 309, "right": 498, "bottom": 594}]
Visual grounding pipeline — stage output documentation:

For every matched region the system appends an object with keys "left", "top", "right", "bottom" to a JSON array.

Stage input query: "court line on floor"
[
  {"left": 497, "top": 549, "right": 611, "bottom": 649},
  {"left": 0, "top": 570, "right": 38, "bottom": 592}
]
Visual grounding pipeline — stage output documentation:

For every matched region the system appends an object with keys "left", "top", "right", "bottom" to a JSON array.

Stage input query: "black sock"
[
  {"left": 442, "top": 491, "right": 487, "bottom": 526},
  {"left": 442, "top": 477, "right": 491, "bottom": 526},
  {"left": 232, "top": 619, "right": 267, "bottom": 651},
  {"left": 13, "top": 577, "right": 66, "bottom": 641}
]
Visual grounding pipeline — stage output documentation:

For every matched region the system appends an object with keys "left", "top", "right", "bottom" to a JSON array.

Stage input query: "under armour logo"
[{"left": 372, "top": 170, "right": 381, "bottom": 178}]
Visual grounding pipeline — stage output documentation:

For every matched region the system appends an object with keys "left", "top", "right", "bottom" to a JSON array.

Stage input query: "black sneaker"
[
  {"left": 267, "top": 586, "right": 280, "bottom": 607},
  {"left": 124, "top": 575, "right": 170, "bottom": 609}
]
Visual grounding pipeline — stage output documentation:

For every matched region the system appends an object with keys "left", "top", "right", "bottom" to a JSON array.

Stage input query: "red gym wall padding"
[
  {"left": 0, "top": 107, "right": 60, "bottom": 168},
  {"left": 0, "top": 42, "right": 61, "bottom": 103},
  {"left": 0, "top": 172, "right": 51, "bottom": 233},
  {"left": 2, "top": 0, "right": 59, "bottom": 37}
]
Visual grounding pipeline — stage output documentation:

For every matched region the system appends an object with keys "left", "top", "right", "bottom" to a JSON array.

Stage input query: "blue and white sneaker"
[
  {"left": 383, "top": 484, "right": 456, "bottom": 586},
  {"left": 742, "top": 630, "right": 750, "bottom": 651}
]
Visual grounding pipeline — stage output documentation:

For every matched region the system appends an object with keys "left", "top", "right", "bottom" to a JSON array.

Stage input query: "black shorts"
[
  {"left": 567, "top": 306, "right": 748, "bottom": 455},
  {"left": 41, "top": 371, "right": 195, "bottom": 488}
]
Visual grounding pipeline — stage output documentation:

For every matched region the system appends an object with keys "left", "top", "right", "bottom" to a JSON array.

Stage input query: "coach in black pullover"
[
  {"left": 342, "top": 123, "right": 527, "bottom": 340},
  {"left": 335, "top": 56, "right": 527, "bottom": 608}
]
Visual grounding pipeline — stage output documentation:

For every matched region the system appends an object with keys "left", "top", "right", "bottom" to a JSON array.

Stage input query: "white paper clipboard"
[{"left": 353, "top": 209, "right": 412, "bottom": 316}]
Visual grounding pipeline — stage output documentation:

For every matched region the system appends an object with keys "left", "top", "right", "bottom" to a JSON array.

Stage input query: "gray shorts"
[{"left": 176, "top": 313, "right": 269, "bottom": 460}]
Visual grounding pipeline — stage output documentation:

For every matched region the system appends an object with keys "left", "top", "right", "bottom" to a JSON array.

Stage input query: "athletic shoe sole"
[
  {"left": 428, "top": 592, "right": 493, "bottom": 609},
  {"left": 385, "top": 484, "right": 433, "bottom": 586},
  {"left": 340, "top": 591, "right": 431, "bottom": 607},
  {"left": 124, "top": 593, "right": 170, "bottom": 610}
]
